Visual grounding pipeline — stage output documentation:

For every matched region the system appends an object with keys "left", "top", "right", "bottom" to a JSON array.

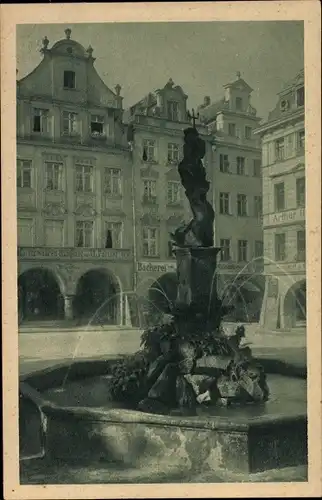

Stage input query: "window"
[
  {"left": 228, "top": 123, "right": 236, "bottom": 137},
  {"left": 142, "top": 139, "right": 156, "bottom": 162},
  {"left": 274, "top": 182, "right": 285, "bottom": 212},
  {"left": 167, "top": 143, "right": 179, "bottom": 163},
  {"left": 143, "top": 179, "right": 157, "bottom": 203},
  {"left": 297, "top": 130, "right": 305, "bottom": 151},
  {"left": 105, "top": 222, "right": 122, "bottom": 249},
  {"left": 236, "top": 156, "right": 246, "bottom": 175},
  {"left": 220, "top": 239, "right": 231, "bottom": 261},
  {"left": 219, "top": 192, "right": 230, "bottom": 214},
  {"left": 275, "top": 233, "right": 286, "bottom": 261},
  {"left": 167, "top": 101, "right": 179, "bottom": 121},
  {"left": 253, "top": 159, "right": 261, "bottom": 177},
  {"left": 45, "top": 163, "right": 63, "bottom": 191},
  {"left": 285, "top": 134, "right": 295, "bottom": 158},
  {"left": 63, "top": 70, "right": 76, "bottom": 89},
  {"left": 275, "top": 138, "right": 285, "bottom": 161},
  {"left": 104, "top": 168, "right": 122, "bottom": 196},
  {"left": 297, "top": 230, "right": 306, "bottom": 261},
  {"left": 245, "top": 126, "right": 252, "bottom": 140},
  {"left": 33, "top": 108, "right": 48, "bottom": 134},
  {"left": 219, "top": 154, "right": 230, "bottom": 173},
  {"left": 17, "top": 218, "right": 34, "bottom": 246},
  {"left": 17, "top": 160, "right": 32, "bottom": 188},
  {"left": 296, "top": 177, "right": 305, "bottom": 207},
  {"left": 296, "top": 86, "right": 304, "bottom": 107},
  {"left": 254, "top": 196, "right": 262, "bottom": 217},
  {"left": 235, "top": 97, "right": 243, "bottom": 111},
  {"left": 44, "top": 220, "right": 64, "bottom": 247},
  {"left": 167, "top": 181, "right": 182, "bottom": 205},
  {"left": 76, "top": 221, "right": 93, "bottom": 248},
  {"left": 267, "top": 141, "right": 275, "bottom": 165},
  {"left": 62, "top": 111, "right": 78, "bottom": 135},
  {"left": 238, "top": 240, "right": 248, "bottom": 262},
  {"left": 142, "top": 227, "right": 159, "bottom": 256},
  {"left": 237, "top": 194, "right": 247, "bottom": 216},
  {"left": 76, "top": 165, "right": 93, "bottom": 192},
  {"left": 262, "top": 143, "right": 269, "bottom": 166},
  {"left": 90, "top": 115, "right": 105, "bottom": 136},
  {"left": 254, "top": 240, "right": 264, "bottom": 258}
]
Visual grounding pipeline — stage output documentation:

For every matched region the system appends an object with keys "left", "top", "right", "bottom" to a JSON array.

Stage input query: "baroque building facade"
[
  {"left": 254, "top": 69, "right": 305, "bottom": 331},
  {"left": 17, "top": 29, "right": 134, "bottom": 325},
  {"left": 198, "top": 73, "right": 264, "bottom": 321},
  {"left": 125, "top": 79, "right": 214, "bottom": 325}
]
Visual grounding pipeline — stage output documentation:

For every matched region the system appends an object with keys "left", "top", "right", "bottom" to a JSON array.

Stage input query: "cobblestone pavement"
[{"left": 20, "top": 457, "right": 307, "bottom": 484}]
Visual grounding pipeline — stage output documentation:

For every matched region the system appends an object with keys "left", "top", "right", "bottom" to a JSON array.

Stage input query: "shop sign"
[{"left": 137, "top": 261, "right": 176, "bottom": 274}]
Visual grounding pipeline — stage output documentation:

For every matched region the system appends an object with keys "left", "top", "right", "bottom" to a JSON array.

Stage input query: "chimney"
[{"left": 204, "top": 96, "right": 211, "bottom": 107}]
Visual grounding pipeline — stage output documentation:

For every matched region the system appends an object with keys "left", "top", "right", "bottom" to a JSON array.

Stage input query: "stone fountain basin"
[{"left": 20, "top": 359, "right": 307, "bottom": 476}]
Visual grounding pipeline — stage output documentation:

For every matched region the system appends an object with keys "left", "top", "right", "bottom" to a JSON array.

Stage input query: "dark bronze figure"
[{"left": 171, "top": 125, "right": 214, "bottom": 248}]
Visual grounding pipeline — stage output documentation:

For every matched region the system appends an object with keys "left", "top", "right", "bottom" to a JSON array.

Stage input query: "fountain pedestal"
[{"left": 175, "top": 247, "right": 222, "bottom": 323}]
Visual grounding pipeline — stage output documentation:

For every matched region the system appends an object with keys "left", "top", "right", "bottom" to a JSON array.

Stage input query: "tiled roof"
[{"left": 198, "top": 98, "right": 227, "bottom": 124}]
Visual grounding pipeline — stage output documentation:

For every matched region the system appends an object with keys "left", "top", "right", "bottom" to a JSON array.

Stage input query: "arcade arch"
[
  {"left": 18, "top": 267, "right": 64, "bottom": 323},
  {"left": 221, "top": 276, "right": 264, "bottom": 323},
  {"left": 73, "top": 268, "right": 121, "bottom": 325},
  {"left": 283, "top": 279, "right": 306, "bottom": 329}
]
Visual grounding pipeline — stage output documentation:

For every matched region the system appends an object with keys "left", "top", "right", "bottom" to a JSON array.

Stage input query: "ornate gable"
[{"left": 224, "top": 77, "right": 253, "bottom": 93}]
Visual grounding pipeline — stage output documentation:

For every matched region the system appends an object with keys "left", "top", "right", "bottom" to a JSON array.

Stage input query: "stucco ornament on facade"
[{"left": 42, "top": 203, "right": 67, "bottom": 216}]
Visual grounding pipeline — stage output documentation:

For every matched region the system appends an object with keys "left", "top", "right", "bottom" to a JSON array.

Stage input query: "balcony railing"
[{"left": 18, "top": 246, "right": 132, "bottom": 261}]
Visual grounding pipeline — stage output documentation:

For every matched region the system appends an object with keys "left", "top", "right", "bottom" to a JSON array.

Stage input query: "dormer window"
[
  {"left": 296, "top": 86, "right": 304, "bottom": 107},
  {"left": 90, "top": 115, "right": 105, "bottom": 136},
  {"left": 167, "top": 101, "right": 179, "bottom": 121},
  {"left": 235, "top": 97, "right": 243, "bottom": 111},
  {"left": 63, "top": 70, "right": 75, "bottom": 89}
]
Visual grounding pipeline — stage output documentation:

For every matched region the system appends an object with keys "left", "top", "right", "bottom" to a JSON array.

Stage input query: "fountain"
[
  {"left": 19, "top": 117, "right": 307, "bottom": 482},
  {"left": 109, "top": 118, "right": 270, "bottom": 415}
]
